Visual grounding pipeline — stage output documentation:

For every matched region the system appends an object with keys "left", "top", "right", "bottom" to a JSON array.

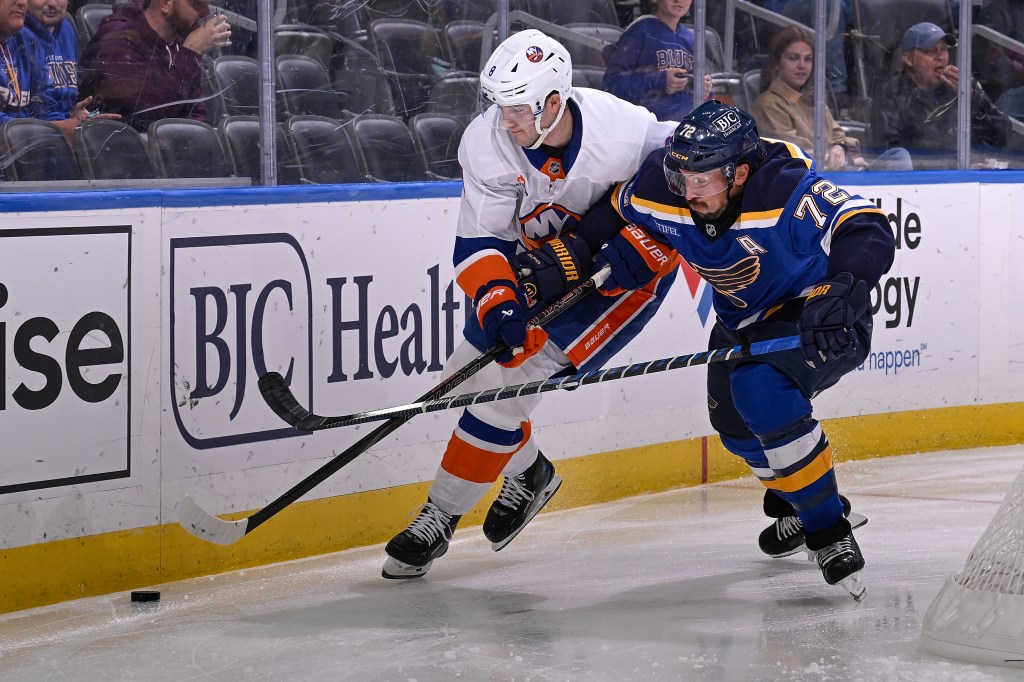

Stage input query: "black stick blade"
[{"left": 258, "top": 372, "right": 314, "bottom": 428}]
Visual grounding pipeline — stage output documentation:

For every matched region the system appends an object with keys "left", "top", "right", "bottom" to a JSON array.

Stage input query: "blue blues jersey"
[
  {"left": 23, "top": 15, "right": 79, "bottom": 114},
  {"left": 0, "top": 31, "right": 62, "bottom": 123},
  {"left": 602, "top": 16, "right": 698, "bottom": 122},
  {"left": 610, "top": 139, "right": 893, "bottom": 329}
]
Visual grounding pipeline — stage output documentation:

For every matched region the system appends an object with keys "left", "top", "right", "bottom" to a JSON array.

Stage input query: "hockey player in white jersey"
[{"left": 382, "top": 30, "right": 682, "bottom": 579}]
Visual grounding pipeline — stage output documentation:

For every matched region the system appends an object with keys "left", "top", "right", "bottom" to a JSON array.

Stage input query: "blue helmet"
[{"left": 663, "top": 100, "right": 764, "bottom": 191}]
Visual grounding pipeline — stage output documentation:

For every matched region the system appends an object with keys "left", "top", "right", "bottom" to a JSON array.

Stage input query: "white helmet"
[{"left": 479, "top": 29, "right": 573, "bottom": 149}]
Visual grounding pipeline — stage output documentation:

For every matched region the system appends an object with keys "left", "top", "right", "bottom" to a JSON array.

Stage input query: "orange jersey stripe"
[
  {"left": 563, "top": 279, "right": 664, "bottom": 367},
  {"left": 440, "top": 421, "right": 533, "bottom": 484},
  {"left": 455, "top": 251, "right": 516, "bottom": 300}
]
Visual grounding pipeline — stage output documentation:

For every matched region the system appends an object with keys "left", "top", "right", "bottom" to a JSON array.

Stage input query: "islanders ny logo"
[{"left": 525, "top": 46, "right": 544, "bottom": 62}]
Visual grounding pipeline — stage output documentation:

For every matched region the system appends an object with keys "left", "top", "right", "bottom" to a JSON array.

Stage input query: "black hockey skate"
[
  {"left": 382, "top": 500, "right": 461, "bottom": 579},
  {"left": 813, "top": 532, "right": 866, "bottom": 601},
  {"left": 483, "top": 452, "right": 562, "bottom": 551},
  {"left": 758, "top": 494, "right": 866, "bottom": 558}
]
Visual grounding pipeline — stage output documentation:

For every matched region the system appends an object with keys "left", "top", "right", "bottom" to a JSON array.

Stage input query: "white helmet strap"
[{"left": 526, "top": 95, "right": 567, "bottom": 150}]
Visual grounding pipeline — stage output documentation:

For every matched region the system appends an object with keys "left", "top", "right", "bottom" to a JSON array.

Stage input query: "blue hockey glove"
[
  {"left": 592, "top": 224, "right": 674, "bottom": 296},
  {"left": 513, "top": 232, "right": 592, "bottom": 308},
  {"left": 798, "top": 273, "right": 871, "bottom": 369},
  {"left": 476, "top": 281, "right": 548, "bottom": 368}
]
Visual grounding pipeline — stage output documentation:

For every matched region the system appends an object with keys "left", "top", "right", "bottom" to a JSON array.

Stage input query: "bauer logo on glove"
[{"left": 593, "top": 224, "right": 677, "bottom": 295}]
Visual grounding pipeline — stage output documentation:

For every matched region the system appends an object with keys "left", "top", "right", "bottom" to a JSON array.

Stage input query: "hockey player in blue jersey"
[{"left": 568, "top": 100, "right": 895, "bottom": 599}]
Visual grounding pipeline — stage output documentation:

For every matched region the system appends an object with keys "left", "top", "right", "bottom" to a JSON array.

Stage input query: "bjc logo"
[{"left": 169, "top": 234, "right": 313, "bottom": 448}]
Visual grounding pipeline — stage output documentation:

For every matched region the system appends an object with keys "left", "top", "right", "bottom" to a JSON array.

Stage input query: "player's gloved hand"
[
  {"left": 593, "top": 224, "right": 673, "bottom": 296},
  {"left": 798, "top": 272, "right": 871, "bottom": 369},
  {"left": 476, "top": 281, "right": 549, "bottom": 368},
  {"left": 513, "top": 232, "right": 592, "bottom": 308}
]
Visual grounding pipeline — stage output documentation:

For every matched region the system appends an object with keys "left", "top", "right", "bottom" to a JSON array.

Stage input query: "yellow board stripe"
[{"left": 2, "top": 402, "right": 1024, "bottom": 614}]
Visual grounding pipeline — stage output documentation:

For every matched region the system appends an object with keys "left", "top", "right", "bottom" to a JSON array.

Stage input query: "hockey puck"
[{"left": 130, "top": 590, "right": 160, "bottom": 603}]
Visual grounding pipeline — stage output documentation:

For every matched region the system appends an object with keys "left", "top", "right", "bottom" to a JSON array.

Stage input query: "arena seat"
[
  {"left": 409, "top": 112, "right": 466, "bottom": 180},
  {"left": 284, "top": 114, "right": 366, "bottom": 184},
  {"left": 276, "top": 54, "right": 346, "bottom": 119},
  {"left": 147, "top": 118, "right": 234, "bottom": 179},
  {"left": 425, "top": 75, "right": 478, "bottom": 122},
  {"left": 275, "top": 23, "right": 335, "bottom": 69},
  {"left": 333, "top": 66, "right": 397, "bottom": 118},
  {"left": 0, "top": 119, "right": 81, "bottom": 181},
  {"left": 368, "top": 18, "right": 454, "bottom": 118},
  {"left": 563, "top": 23, "right": 623, "bottom": 69},
  {"left": 525, "top": 0, "right": 618, "bottom": 26},
  {"left": 219, "top": 116, "right": 302, "bottom": 185},
  {"left": 210, "top": 55, "right": 260, "bottom": 119},
  {"left": 350, "top": 114, "right": 431, "bottom": 182},
  {"left": 75, "top": 118, "right": 156, "bottom": 180}
]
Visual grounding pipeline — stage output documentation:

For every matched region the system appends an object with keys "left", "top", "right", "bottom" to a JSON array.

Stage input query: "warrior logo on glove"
[{"left": 513, "top": 232, "right": 593, "bottom": 309}]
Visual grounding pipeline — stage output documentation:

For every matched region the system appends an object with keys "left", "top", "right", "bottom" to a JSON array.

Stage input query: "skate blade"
[
  {"left": 491, "top": 474, "right": 563, "bottom": 552},
  {"left": 381, "top": 556, "right": 433, "bottom": 579},
  {"left": 773, "top": 512, "right": 868, "bottom": 561},
  {"left": 766, "top": 546, "right": 809, "bottom": 559},
  {"left": 837, "top": 571, "right": 866, "bottom": 601}
]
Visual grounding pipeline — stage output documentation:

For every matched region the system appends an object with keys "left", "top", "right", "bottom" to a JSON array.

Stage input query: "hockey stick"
[
  {"left": 250, "top": 335, "right": 802, "bottom": 429},
  {"left": 179, "top": 267, "right": 610, "bottom": 545}
]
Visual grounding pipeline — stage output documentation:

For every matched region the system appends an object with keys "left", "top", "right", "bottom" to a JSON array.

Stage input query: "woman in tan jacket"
[
  {"left": 751, "top": 26, "right": 912, "bottom": 171},
  {"left": 751, "top": 26, "right": 866, "bottom": 170}
]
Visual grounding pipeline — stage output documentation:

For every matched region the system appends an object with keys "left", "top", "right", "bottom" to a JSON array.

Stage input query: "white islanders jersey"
[{"left": 454, "top": 87, "right": 678, "bottom": 290}]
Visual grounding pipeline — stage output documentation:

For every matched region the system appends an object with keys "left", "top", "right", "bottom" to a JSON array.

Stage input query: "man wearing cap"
[{"left": 869, "top": 21, "right": 1010, "bottom": 169}]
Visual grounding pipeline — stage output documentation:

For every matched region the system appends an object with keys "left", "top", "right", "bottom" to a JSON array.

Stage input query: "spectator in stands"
[
  {"left": 23, "top": 0, "right": 120, "bottom": 138},
  {"left": 0, "top": 0, "right": 98, "bottom": 140},
  {"left": 752, "top": 26, "right": 911, "bottom": 171},
  {"left": 757, "top": 0, "right": 853, "bottom": 109},
  {"left": 870, "top": 22, "right": 1011, "bottom": 170},
  {"left": 23, "top": 0, "right": 75, "bottom": 110},
  {"left": 602, "top": 0, "right": 713, "bottom": 121},
  {"left": 0, "top": 0, "right": 48, "bottom": 124},
  {"left": 973, "top": 0, "right": 1024, "bottom": 121},
  {"left": 78, "top": 0, "right": 232, "bottom": 131}
]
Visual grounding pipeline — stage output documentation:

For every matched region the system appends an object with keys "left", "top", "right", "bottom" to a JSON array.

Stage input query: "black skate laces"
[
  {"left": 406, "top": 503, "right": 455, "bottom": 543},
  {"left": 816, "top": 537, "right": 854, "bottom": 566},
  {"left": 496, "top": 473, "right": 535, "bottom": 509}
]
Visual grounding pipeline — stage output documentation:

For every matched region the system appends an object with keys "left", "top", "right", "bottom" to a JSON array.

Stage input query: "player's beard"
[
  {"left": 688, "top": 195, "right": 727, "bottom": 220},
  {"left": 690, "top": 202, "right": 726, "bottom": 220}
]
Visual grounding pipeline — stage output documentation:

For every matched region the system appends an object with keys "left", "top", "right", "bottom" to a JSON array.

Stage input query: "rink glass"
[{"left": 18, "top": 0, "right": 1021, "bottom": 187}]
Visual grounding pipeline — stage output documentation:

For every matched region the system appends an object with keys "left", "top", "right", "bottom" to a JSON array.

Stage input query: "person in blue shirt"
[
  {"left": 0, "top": 0, "right": 61, "bottom": 123},
  {"left": 602, "top": 0, "right": 712, "bottom": 121},
  {"left": 22, "top": 0, "right": 121, "bottom": 138},
  {"left": 532, "top": 101, "right": 895, "bottom": 600},
  {"left": 23, "top": 0, "right": 77, "bottom": 112}
]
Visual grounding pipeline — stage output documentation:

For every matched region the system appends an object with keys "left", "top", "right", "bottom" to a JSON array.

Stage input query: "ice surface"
[{"left": 1, "top": 446, "right": 1022, "bottom": 681}]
